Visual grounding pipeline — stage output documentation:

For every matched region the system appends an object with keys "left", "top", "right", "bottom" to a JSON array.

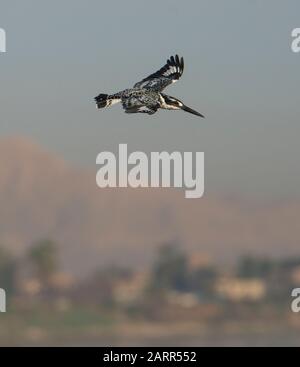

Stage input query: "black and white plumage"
[
  {"left": 133, "top": 55, "right": 184, "bottom": 91},
  {"left": 95, "top": 55, "right": 204, "bottom": 117}
]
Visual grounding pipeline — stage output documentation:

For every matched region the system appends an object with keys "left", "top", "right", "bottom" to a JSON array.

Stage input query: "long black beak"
[{"left": 181, "top": 104, "right": 205, "bottom": 118}]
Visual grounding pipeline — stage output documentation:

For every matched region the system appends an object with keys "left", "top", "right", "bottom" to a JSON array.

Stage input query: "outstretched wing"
[
  {"left": 122, "top": 96, "right": 158, "bottom": 115},
  {"left": 134, "top": 55, "right": 184, "bottom": 92}
]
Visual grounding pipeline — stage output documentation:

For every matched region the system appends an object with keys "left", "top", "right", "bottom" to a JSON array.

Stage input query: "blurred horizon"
[{"left": 1, "top": 235, "right": 300, "bottom": 347}]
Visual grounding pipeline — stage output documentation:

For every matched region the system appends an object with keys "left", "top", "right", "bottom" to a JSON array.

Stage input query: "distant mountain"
[{"left": 0, "top": 136, "right": 299, "bottom": 278}]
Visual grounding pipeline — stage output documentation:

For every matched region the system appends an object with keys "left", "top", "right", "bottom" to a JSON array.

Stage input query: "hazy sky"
[{"left": 1, "top": 0, "right": 299, "bottom": 199}]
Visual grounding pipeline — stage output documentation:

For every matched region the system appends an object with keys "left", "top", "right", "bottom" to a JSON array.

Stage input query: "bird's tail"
[{"left": 95, "top": 93, "right": 121, "bottom": 109}]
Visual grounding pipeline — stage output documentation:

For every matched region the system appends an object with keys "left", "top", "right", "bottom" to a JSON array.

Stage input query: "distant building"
[
  {"left": 215, "top": 277, "right": 266, "bottom": 302},
  {"left": 155, "top": 290, "right": 220, "bottom": 321},
  {"left": 166, "top": 291, "right": 200, "bottom": 308},
  {"left": 48, "top": 272, "right": 75, "bottom": 291},
  {"left": 20, "top": 278, "right": 42, "bottom": 296},
  {"left": 18, "top": 272, "right": 74, "bottom": 297},
  {"left": 113, "top": 272, "right": 149, "bottom": 305}
]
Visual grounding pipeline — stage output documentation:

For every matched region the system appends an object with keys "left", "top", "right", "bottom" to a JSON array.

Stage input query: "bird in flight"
[{"left": 95, "top": 55, "right": 204, "bottom": 117}]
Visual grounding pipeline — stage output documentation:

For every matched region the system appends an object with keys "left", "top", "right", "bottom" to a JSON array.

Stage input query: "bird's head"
[{"left": 160, "top": 94, "right": 204, "bottom": 118}]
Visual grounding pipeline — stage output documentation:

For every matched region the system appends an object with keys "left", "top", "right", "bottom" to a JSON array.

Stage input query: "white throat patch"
[{"left": 159, "top": 95, "right": 180, "bottom": 110}]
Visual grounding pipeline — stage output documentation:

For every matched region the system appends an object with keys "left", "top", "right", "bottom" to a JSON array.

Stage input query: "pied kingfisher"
[{"left": 95, "top": 55, "right": 204, "bottom": 117}]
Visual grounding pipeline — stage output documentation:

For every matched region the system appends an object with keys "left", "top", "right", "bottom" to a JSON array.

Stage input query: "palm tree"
[{"left": 29, "top": 239, "right": 58, "bottom": 285}]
